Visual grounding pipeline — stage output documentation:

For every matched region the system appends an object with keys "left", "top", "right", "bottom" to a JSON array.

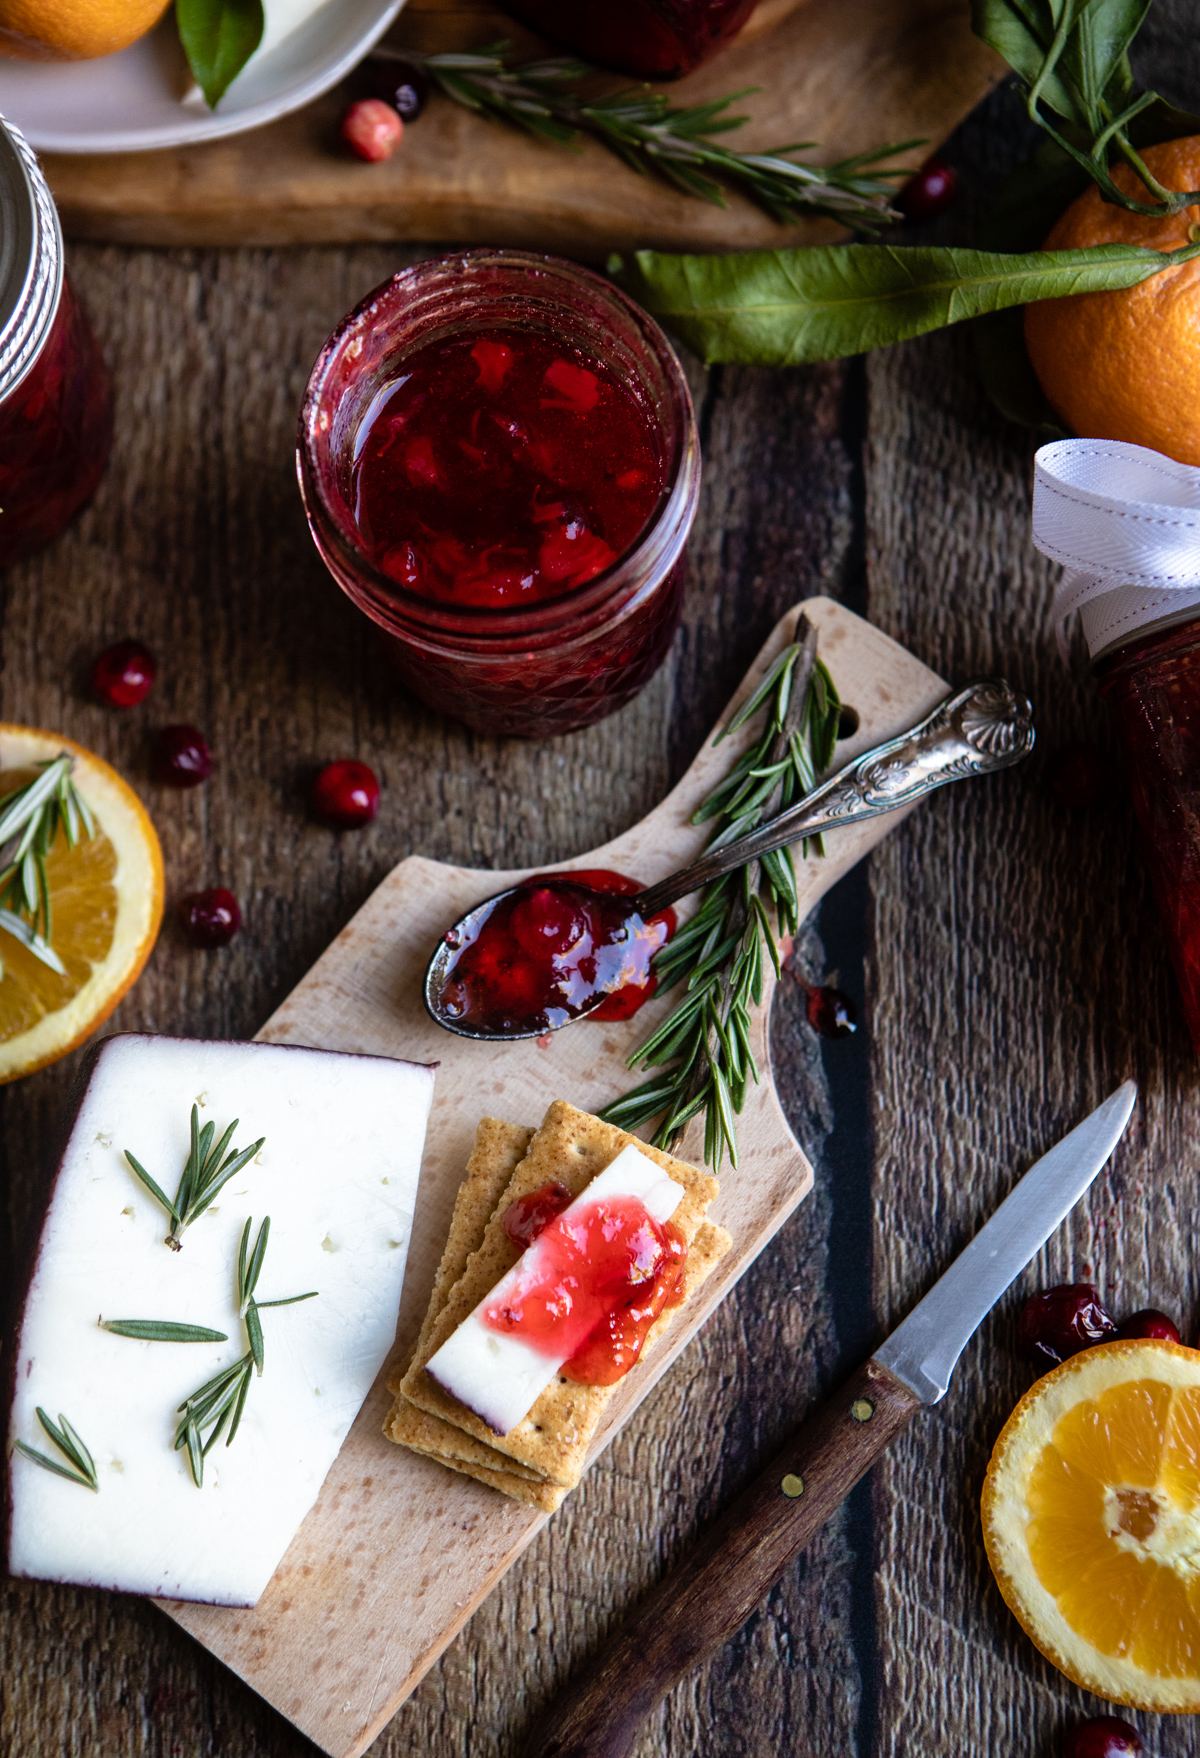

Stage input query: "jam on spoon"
[{"left": 434, "top": 869, "right": 675, "bottom": 1036}]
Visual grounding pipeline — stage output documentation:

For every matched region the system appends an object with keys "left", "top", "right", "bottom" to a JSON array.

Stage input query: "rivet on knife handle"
[{"left": 520, "top": 1359, "right": 921, "bottom": 1758}]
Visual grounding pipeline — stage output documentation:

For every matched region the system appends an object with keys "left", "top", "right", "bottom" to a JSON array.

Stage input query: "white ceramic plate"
[{"left": 0, "top": 0, "right": 406, "bottom": 154}]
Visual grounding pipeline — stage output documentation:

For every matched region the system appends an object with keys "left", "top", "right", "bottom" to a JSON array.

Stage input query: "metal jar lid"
[{"left": 0, "top": 112, "right": 63, "bottom": 407}]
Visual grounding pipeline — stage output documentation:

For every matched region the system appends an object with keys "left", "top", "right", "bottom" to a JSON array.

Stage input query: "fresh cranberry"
[
  {"left": 1017, "top": 1284, "right": 1118, "bottom": 1367},
  {"left": 178, "top": 888, "right": 241, "bottom": 949},
  {"left": 1047, "top": 741, "right": 1113, "bottom": 810},
  {"left": 341, "top": 98, "right": 404, "bottom": 162},
  {"left": 312, "top": 760, "right": 380, "bottom": 829},
  {"left": 805, "top": 984, "right": 857, "bottom": 1039},
  {"left": 897, "top": 155, "right": 958, "bottom": 221},
  {"left": 362, "top": 55, "right": 430, "bottom": 121},
  {"left": 502, "top": 1181, "right": 574, "bottom": 1251},
  {"left": 1116, "top": 1307, "right": 1182, "bottom": 1343},
  {"left": 154, "top": 725, "right": 212, "bottom": 788},
  {"left": 1063, "top": 1716, "right": 1144, "bottom": 1758},
  {"left": 90, "top": 640, "right": 156, "bottom": 709}
]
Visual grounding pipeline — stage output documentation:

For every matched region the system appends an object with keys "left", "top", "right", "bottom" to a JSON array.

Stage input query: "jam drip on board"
[
  {"left": 491, "top": 1186, "right": 687, "bottom": 1386},
  {"left": 435, "top": 868, "right": 676, "bottom": 1035},
  {"left": 351, "top": 328, "right": 663, "bottom": 609}
]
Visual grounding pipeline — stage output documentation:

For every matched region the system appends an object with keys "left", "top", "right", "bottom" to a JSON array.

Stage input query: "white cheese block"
[
  {"left": 256, "top": 0, "right": 339, "bottom": 62},
  {"left": 5, "top": 1033, "right": 435, "bottom": 1608},
  {"left": 426, "top": 1144, "right": 683, "bottom": 1436}
]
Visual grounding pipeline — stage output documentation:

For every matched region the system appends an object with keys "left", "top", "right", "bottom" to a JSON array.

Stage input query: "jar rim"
[
  {"left": 296, "top": 249, "right": 699, "bottom": 642},
  {"left": 0, "top": 114, "right": 63, "bottom": 407}
]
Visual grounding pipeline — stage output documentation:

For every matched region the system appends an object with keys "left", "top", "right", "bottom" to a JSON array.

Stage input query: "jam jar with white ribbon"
[
  {"left": 1033, "top": 437, "right": 1200, "bottom": 1053},
  {"left": 0, "top": 114, "right": 113, "bottom": 568}
]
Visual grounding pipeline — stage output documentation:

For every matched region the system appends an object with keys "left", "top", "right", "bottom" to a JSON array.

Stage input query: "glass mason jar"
[
  {"left": 1097, "top": 611, "right": 1200, "bottom": 1054},
  {"left": 497, "top": 0, "right": 759, "bottom": 78},
  {"left": 297, "top": 251, "right": 700, "bottom": 740},
  {"left": 0, "top": 114, "right": 113, "bottom": 569}
]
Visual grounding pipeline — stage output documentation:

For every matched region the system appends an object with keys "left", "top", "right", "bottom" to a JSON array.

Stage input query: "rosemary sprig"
[
  {"left": 14, "top": 1407, "right": 99, "bottom": 1491},
  {"left": 417, "top": 44, "right": 917, "bottom": 231},
  {"left": 99, "top": 1319, "right": 229, "bottom": 1342},
  {"left": 124, "top": 1104, "right": 265, "bottom": 1251},
  {"left": 0, "top": 755, "right": 95, "bottom": 975},
  {"left": 175, "top": 1216, "right": 317, "bottom": 1486},
  {"left": 599, "top": 617, "right": 841, "bottom": 1169}
]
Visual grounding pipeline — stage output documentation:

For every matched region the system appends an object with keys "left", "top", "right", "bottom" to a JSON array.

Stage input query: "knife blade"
[{"left": 521, "top": 1081, "right": 1137, "bottom": 1758}]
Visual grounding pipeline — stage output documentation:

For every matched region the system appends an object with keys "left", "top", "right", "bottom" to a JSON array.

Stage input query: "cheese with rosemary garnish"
[{"left": 5, "top": 1033, "right": 434, "bottom": 1607}]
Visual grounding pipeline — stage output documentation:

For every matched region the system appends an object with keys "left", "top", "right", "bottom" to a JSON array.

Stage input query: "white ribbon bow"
[{"left": 1032, "top": 438, "right": 1200, "bottom": 659}]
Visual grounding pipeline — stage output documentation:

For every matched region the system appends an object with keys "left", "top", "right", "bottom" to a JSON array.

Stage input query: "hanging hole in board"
[{"left": 837, "top": 705, "right": 860, "bottom": 740}]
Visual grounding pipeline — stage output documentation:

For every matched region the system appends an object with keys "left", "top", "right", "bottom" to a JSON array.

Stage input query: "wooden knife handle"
[{"left": 521, "top": 1357, "right": 922, "bottom": 1758}]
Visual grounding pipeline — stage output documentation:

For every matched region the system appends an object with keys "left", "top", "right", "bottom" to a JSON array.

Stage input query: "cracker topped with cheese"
[{"left": 385, "top": 1101, "right": 730, "bottom": 1506}]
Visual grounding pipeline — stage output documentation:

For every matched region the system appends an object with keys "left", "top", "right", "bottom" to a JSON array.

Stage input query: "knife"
[{"left": 521, "top": 1080, "right": 1138, "bottom": 1758}]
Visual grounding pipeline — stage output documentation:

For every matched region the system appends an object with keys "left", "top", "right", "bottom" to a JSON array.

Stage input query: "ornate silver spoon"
[{"left": 424, "top": 679, "right": 1035, "bottom": 1041}]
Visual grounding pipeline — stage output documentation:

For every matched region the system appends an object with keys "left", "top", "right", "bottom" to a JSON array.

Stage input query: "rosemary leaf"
[
  {"left": 14, "top": 1441, "right": 96, "bottom": 1490},
  {"left": 124, "top": 1104, "right": 264, "bottom": 1249},
  {"left": 599, "top": 616, "right": 842, "bottom": 1167},
  {"left": 100, "top": 1319, "right": 229, "bottom": 1343},
  {"left": 15, "top": 1408, "right": 99, "bottom": 1490},
  {"left": 0, "top": 756, "right": 94, "bottom": 962}
]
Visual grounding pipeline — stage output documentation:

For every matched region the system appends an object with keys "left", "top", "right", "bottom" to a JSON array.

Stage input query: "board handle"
[{"left": 521, "top": 1359, "right": 922, "bottom": 1758}]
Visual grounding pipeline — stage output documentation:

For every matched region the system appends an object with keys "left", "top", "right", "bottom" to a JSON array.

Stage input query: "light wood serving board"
[
  {"left": 160, "top": 597, "right": 946, "bottom": 1757},
  {"left": 42, "top": 0, "right": 1003, "bottom": 252}
]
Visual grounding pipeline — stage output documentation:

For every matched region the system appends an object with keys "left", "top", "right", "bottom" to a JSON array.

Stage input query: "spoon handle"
[{"left": 632, "top": 679, "right": 1034, "bottom": 919}]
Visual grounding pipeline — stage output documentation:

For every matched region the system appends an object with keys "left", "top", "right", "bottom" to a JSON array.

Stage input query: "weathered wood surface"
[
  {"left": 5, "top": 31, "right": 1200, "bottom": 1758},
  {"left": 39, "top": 0, "right": 1002, "bottom": 253}
]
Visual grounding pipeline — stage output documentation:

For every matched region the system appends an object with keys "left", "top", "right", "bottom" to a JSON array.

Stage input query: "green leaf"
[
  {"left": 246, "top": 1302, "right": 265, "bottom": 1376},
  {"left": 610, "top": 238, "right": 1200, "bottom": 366},
  {"left": 100, "top": 1319, "right": 229, "bottom": 1343},
  {"left": 176, "top": 0, "right": 265, "bottom": 109},
  {"left": 14, "top": 1440, "right": 96, "bottom": 1490}
]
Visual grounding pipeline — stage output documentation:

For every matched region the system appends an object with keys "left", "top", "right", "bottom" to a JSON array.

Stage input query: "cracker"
[
  {"left": 390, "top": 1221, "right": 731, "bottom": 1507},
  {"left": 400, "top": 1101, "right": 721, "bottom": 1489},
  {"left": 385, "top": 1118, "right": 533, "bottom": 1398}
]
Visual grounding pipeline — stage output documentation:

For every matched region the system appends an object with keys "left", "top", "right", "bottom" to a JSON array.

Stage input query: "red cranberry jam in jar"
[
  {"left": 298, "top": 251, "right": 699, "bottom": 738},
  {"left": 0, "top": 116, "right": 113, "bottom": 569},
  {"left": 498, "top": 0, "right": 759, "bottom": 79}
]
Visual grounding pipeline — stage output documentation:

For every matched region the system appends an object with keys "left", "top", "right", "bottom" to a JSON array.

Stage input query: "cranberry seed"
[
  {"left": 154, "top": 725, "right": 212, "bottom": 788},
  {"left": 341, "top": 98, "right": 404, "bottom": 163},
  {"left": 91, "top": 640, "right": 157, "bottom": 709},
  {"left": 312, "top": 760, "right": 380, "bottom": 829},
  {"left": 1017, "top": 1283, "right": 1118, "bottom": 1368},
  {"left": 178, "top": 888, "right": 241, "bottom": 949}
]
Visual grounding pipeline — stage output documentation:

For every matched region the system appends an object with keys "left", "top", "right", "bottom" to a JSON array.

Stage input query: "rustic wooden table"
[{"left": 4, "top": 14, "right": 1200, "bottom": 1755}]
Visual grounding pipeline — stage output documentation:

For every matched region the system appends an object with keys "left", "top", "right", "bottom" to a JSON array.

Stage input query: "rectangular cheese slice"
[
  {"left": 5, "top": 1033, "right": 435, "bottom": 1607},
  {"left": 425, "top": 1143, "right": 685, "bottom": 1436}
]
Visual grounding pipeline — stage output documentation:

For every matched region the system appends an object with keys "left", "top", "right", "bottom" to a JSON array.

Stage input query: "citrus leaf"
[
  {"left": 609, "top": 239, "right": 1200, "bottom": 366},
  {"left": 176, "top": 0, "right": 264, "bottom": 109}
]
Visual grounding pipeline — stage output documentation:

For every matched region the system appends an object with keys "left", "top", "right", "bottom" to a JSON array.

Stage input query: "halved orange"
[
  {"left": 0, "top": 725, "right": 163, "bottom": 1083},
  {"left": 983, "top": 1339, "right": 1200, "bottom": 1711}
]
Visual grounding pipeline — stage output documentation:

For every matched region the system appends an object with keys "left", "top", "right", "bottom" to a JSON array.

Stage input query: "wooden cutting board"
[
  {"left": 43, "top": 0, "right": 1003, "bottom": 252},
  {"left": 160, "top": 596, "right": 946, "bottom": 1757}
]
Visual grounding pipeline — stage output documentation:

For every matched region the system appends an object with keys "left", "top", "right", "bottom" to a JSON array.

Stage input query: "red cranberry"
[
  {"left": 1017, "top": 1284, "right": 1118, "bottom": 1367},
  {"left": 341, "top": 98, "right": 404, "bottom": 162},
  {"left": 897, "top": 155, "right": 958, "bottom": 221},
  {"left": 312, "top": 760, "right": 380, "bottom": 829},
  {"left": 90, "top": 640, "right": 156, "bottom": 709},
  {"left": 178, "top": 888, "right": 241, "bottom": 949},
  {"left": 1047, "top": 741, "right": 1113, "bottom": 810},
  {"left": 805, "top": 984, "right": 857, "bottom": 1039},
  {"left": 502, "top": 1181, "right": 573, "bottom": 1251},
  {"left": 154, "top": 725, "right": 212, "bottom": 788},
  {"left": 1116, "top": 1307, "right": 1182, "bottom": 1344},
  {"left": 362, "top": 55, "right": 430, "bottom": 121},
  {"left": 1063, "top": 1716, "right": 1144, "bottom": 1758}
]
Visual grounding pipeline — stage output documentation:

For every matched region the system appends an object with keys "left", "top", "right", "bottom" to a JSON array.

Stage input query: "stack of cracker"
[{"left": 384, "top": 1100, "right": 731, "bottom": 1510}]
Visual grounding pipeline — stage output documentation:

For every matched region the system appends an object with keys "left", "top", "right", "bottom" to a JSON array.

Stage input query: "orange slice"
[
  {"left": 982, "top": 1339, "right": 1200, "bottom": 1711},
  {"left": 0, "top": 725, "right": 163, "bottom": 1083}
]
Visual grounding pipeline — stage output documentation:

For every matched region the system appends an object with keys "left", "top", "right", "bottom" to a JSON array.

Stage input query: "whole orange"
[
  {"left": 1024, "top": 137, "right": 1200, "bottom": 465},
  {"left": 0, "top": 0, "right": 171, "bottom": 60}
]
